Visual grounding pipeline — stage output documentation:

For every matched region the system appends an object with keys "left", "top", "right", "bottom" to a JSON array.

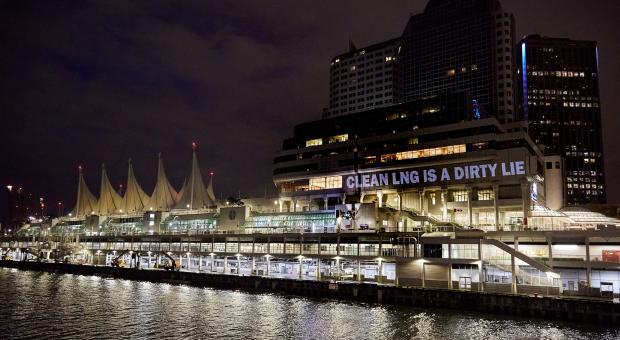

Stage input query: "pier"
[{"left": 1, "top": 259, "right": 619, "bottom": 324}]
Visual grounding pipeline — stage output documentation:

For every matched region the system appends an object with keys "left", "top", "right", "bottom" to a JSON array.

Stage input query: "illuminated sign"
[{"left": 343, "top": 161, "right": 526, "bottom": 190}]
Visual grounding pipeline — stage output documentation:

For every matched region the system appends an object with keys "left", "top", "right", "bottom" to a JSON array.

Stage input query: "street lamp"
[{"left": 6, "top": 185, "right": 12, "bottom": 192}]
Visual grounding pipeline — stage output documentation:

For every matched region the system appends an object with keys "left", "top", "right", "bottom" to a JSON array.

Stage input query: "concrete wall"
[{"left": 2, "top": 260, "right": 618, "bottom": 324}]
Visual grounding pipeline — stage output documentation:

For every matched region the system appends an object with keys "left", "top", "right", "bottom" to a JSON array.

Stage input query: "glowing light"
[{"left": 6, "top": 185, "right": 12, "bottom": 192}]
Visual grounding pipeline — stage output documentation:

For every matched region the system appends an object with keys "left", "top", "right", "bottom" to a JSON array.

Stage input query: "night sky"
[{"left": 1, "top": 0, "right": 619, "bottom": 223}]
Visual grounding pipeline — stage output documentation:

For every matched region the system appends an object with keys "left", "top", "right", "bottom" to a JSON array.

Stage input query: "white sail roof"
[
  {"left": 97, "top": 164, "right": 123, "bottom": 215},
  {"left": 70, "top": 166, "right": 98, "bottom": 218},
  {"left": 122, "top": 159, "right": 149, "bottom": 213},
  {"left": 206, "top": 173, "right": 217, "bottom": 205},
  {"left": 174, "top": 147, "right": 216, "bottom": 210},
  {"left": 146, "top": 154, "right": 179, "bottom": 211}
]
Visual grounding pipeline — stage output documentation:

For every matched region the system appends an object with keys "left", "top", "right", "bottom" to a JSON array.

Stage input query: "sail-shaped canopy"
[
  {"left": 97, "top": 164, "right": 123, "bottom": 215},
  {"left": 146, "top": 154, "right": 179, "bottom": 211},
  {"left": 70, "top": 166, "right": 98, "bottom": 218},
  {"left": 122, "top": 159, "right": 149, "bottom": 213},
  {"left": 206, "top": 172, "right": 217, "bottom": 205},
  {"left": 174, "top": 146, "right": 216, "bottom": 210}
]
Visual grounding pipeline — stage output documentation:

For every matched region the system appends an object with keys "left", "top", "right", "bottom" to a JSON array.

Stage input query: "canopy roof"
[
  {"left": 147, "top": 154, "right": 179, "bottom": 211},
  {"left": 70, "top": 167, "right": 98, "bottom": 218},
  {"left": 174, "top": 148, "right": 217, "bottom": 210},
  {"left": 122, "top": 159, "right": 149, "bottom": 213},
  {"left": 97, "top": 164, "right": 123, "bottom": 215}
]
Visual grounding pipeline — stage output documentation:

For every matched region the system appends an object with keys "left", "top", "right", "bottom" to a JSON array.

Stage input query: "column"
[
  {"left": 148, "top": 253, "right": 152, "bottom": 269},
  {"left": 252, "top": 256, "right": 256, "bottom": 275},
  {"left": 585, "top": 237, "right": 592, "bottom": 290},
  {"left": 511, "top": 254, "right": 517, "bottom": 294},
  {"left": 236, "top": 255, "right": 241, "bottom": 275},
  {"left": 292, "top": 198, "right": 297, "bottom": 213},
  {"left": 187, "top": 253, "right": 191, "bottom": 270},
  {"left": 266, "top": 256, "right": 271, "bottom": 276},
  {"left": 441, "top": 189, "right": 448, "bottom": 222},
  {"left": 547, "top": 236, "right": 553, "bottom": 270},
  {"left": 198, "top": 255, "right": 202, "bottom": 271},
  {"left": 298, "top": 257, "right": 303, "bottom": 279},
  {"left": 418, "top": 190, "right": 424, "bottom": 214},
  {"left": 521, "top": 180, "right": 531, "bottom": 230},
  {"left": 467, "top": 187, "right": 473, "bottom": 228},
  {"left": 357, "top": 259, "right": 362, "bottom": 282},
  {"left": 377, "top": 190, "right": 383, "bottom": 208},
  {"left": 317, "top": 259, "right": 321, "bottom": 281},
  {"left": 478, "top": 239, "right": 484, "bottom": 292},
  {"left": 377, "top": 258, "right": 383, "bottom": 283},
  {"left": 324, "top": 196, "right": 328, "bottom": 210},
  {"left": 493, "top": 185, "right": 500, "bottom": 230},
  {"left": 224, "top": 256, "right": 228, "bottom": 274},
  {"left": 448, "top": 243, "right": 452, "bottom": 289},
  {"left": 210, "top": 254, "right": 215, "bottom": 272},
  {"left": 336, "top": 258, "right": 340, "bottom": 279}
]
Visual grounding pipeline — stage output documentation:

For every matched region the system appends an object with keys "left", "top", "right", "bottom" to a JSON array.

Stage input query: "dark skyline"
[{"left": 1, "top": 0, "right": 619, "bottom": 223}]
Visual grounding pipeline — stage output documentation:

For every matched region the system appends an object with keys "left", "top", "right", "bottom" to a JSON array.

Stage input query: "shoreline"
[{"left": 1, "top": 260, "right": 619, "bottom": 324}]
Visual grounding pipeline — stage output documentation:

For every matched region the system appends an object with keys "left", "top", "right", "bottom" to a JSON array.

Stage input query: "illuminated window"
[
  {"left": 309, "top": 176, "right": 342, "bottom": 190},
  {"left": 447, "top": 69, "right": 456, "bottom": 76},
  {"left": 477, "top": 189, "right": 494, "bottom": 201},
  {"left": 453, "top": 191, "right": 468, "bottom": 202},
  {"left": 327, "top": 134, "right": 348, "bottom": 144},
  {"left": 306, "top": 138, "right": 323, "bottom": 147}
]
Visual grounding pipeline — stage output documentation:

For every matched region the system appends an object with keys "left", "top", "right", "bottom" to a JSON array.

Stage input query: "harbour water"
[{"left": 0, "top": 268, "right": 617, "bottom": 340}]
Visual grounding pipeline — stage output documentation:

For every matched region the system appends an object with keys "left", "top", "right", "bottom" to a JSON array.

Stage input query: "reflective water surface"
[{"left": 0, "top": 268, "right": 618, "bottom": 340}]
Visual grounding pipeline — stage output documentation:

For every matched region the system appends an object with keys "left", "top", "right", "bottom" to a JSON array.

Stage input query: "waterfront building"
[
  {"left": 325, "top": 38, "right": 400, "bottom": 118},
  {"left": 397, "top": 0, "right": 517, "bottom": 123},
  {"left": 275, "top": 92, "right": 551, "bottom": 231},
  {"left": 518, "top": 35, "right": 606, "bottom": 205}
]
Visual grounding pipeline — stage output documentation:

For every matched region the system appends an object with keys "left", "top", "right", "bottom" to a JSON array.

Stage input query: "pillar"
[
  {"left": 357, "top": 260, "right": 362, "bottom": 282},
  {"left": 336, "top": 258, "right": 340, "bottom": 278},
  {"left": 292, "top": 198, "right": 297, "bottom": 212},
  {"left": 493, "top": 185, "right": 500, "bottom": 230},
  {"left": 252, "top": 256, "right": 256, "bottom": 275},
  {"left": 236, "top": 256, "right": 241, "bottom": 275},
  {"left": 266, "top": 256, "right": 271, "bottom": 276},
  {"left": 198, "top": 255, "right": 202, "bottom": 271},
  {"left": 585, "top": 237, "right": 592, "bottom": 290},
  {"left": 148, "top": 253, "right": 152, "bottom": 269},
  {"left": 317, "top": 259, "right": 321, "bottom": 281},
  {"left": 224, "top": 256, "right": 228, "bottom": 274},
  {"left": 511, "top": 254, "right": 517, "bottom": 294},
  {"left": 478, "top": 239, "right": 484, "bottom": 292},
  {"left": 378, "top": 259, "right": 383, "bottom": 283},
  {"left": 521, "top": 181, "right": 530, "bottom": 230},
  {"left": 210, "top": 254, "right": 215, "bottom": 272},
  {"left": 547, "top": 236, "right": 553, "bottom": 267},
  {"left": 377, "top": 190, "right": 383, "bottom": 208},
  {"left": 441, "top": 189, "right": 448, "bottom": 222},
  {"left": 324, "top": 196, "right": 328, "bottom": 210},
  {"left": 467, "top": 187, "right": 473, "bottom": 228},
  {"left": 187, "top": 253, "right": 191, "bottom": 270},
  {"left": 299, "top": 257, "right": 303, "bottom": 279}
]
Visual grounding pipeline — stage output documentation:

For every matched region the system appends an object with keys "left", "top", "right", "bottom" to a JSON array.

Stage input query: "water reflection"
[{"left": 0, "top": 268, "right": 617, "bottom": 340}]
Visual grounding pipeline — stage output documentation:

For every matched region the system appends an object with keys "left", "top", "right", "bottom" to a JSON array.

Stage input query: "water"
[{"left": 0, "top": 268, "right": 617, "bottom": 340}]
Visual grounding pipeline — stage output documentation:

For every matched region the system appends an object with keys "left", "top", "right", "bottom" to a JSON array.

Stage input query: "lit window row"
[
  {"left": 308, "top": 176, "right": 342, "bottom": 190},
  {"left": 563, "top": 102, "right": 599, "bottom": 108},
  {"left": 380, "top": 144, "right": 466, "bottom": 162},
  {"left": 529, "top": 71, "right": 589, "bottom": 77},
  {"left": 567, "top": 183, "right": 603, "bottom": 190},
  {"left": 305, "top": 134, "right": 349, "bottom": 148}
]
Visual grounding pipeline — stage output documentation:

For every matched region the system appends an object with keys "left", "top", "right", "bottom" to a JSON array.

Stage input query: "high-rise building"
[
  {"left": 325, "top": 38, "right": 400, "bottom": 118},
  {"left": 518, "top": 35, "right": 606, "bottom": 205},
  {"left": 397, "top": 0, "right": 516, "bottom": 122}
]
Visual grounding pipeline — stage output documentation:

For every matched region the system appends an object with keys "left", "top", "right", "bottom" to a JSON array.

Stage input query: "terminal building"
[{"left": 1, "top": 0, "right": 619, "bottom": 301}]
